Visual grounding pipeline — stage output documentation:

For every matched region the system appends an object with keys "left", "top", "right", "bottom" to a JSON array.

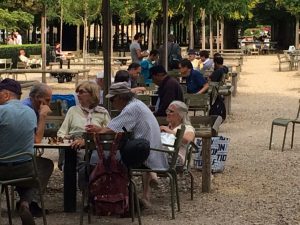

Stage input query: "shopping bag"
[{"left": 194, "top": 136, "right": 230, "bottom": 173}]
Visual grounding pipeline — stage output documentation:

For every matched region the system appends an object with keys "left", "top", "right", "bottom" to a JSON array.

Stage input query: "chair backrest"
[
  {"left": 44, "top": 116, "right": 65, "bottom": 137},
  {"left": 17, "top": 61, "right": 27, "bottom": 69},
  {"left": 0, "top": 59, "right": 6, "bottom": 69},
  {"left": 6, "top": 59, "right": 12, "bottom": 69},
  {"left": 190, "top": 115, "right": 219, "bottom": 136},
  {"left": 168, "top": 125, "right": 186, "bottom": 169},
  {"left": 184, "top": 93, "right": 209, "bottom": 111},
  {"left": 183, "top": 142, "right": 199, "bottom": 171},
  {"left": 136, "top": 94, "right": 151, "bottom": 106},
  {"left": 49, "top": 101, "right": 63, "bottom": 116}
]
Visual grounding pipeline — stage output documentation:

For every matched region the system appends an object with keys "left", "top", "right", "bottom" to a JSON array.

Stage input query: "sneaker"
[{"left": 19, "top": 204, "right": 35, "bottom": 225}]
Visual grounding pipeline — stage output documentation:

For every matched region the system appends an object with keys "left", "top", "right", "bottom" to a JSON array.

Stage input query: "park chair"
[
  {"left": 131, "top": 125, "right": 186, "bottom": 219},
  {"left": 269, "top": 99, "right": 300, "bottom": 151},
  {"left": 136, "top": 94, "right": 151, "bottom": 106},
  {"left": 184, "top": 93, "right": 209, "bottom": 116},
  {"left": 0, "top": 152, "right": 47, "bottom": 225},
  {"left": 277, "top": 54, "right": 292, "bottom": 71},
  {"left": 79, "top": 133, "right": 142, "bottom": 225},
  {"left": 190, "top": 115, "right": 219, "bottom": 137}
]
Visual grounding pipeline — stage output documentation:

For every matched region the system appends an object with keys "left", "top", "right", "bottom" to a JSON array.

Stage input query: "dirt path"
[{"left": 2, "top": 55, "right": 300, "bottom": 225}]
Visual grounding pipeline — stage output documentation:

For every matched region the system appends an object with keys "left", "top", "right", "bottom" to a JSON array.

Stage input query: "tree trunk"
[
  {"left": 60, "top": 0, "right": 63, "bottom": 49},
  {"left": 209, "top": 14, "right": 213, "bottom": 56},
  {"left": 201, "top": 9, "right": 206, "bottom": 50},
  {"left": 41, "top": 6, "right": 47, "bottom": 83},
  {"left": 148, "top": 19, "right": 154, "bottom": 50},
  {"left": 295, "top": 15, "right": 299, "bottom": 49},
  {"left": 131, "top": 13, "right": 136, "bottom": 41},
  {"left": 188, "top": 2, "right": 194, "bottom": 49},
  {"left": 221, "top": 17, "right": 224, "bottom": 50},
  {"left": 76, "top": 25, "right": 80, "bottom": 51},
  {"left": 216, "top": 19, "right": 220, "bottom": 52}
]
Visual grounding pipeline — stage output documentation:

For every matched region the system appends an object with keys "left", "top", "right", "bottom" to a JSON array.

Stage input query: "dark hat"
[
  {"left": 149, "top": 65, "right": 167, "bottom": 78},
  {"left": 0, "top": 78, "right": 22, "bottom": 95},
  {"left": 106, "top": 82, "right": 131, "bottom": 98},
  {"left": 188, "top": 49, "right": 196, "bottom": 55}
]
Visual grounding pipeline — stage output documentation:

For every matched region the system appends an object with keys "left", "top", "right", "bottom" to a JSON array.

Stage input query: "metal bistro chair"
[
  {"left": 0, "top": 152, "right": 47, "bottom": 225},
  {"left": 80, "top": 132, "right": 142, "bottom": 225},
  {"left": 131, "top": 125, "right": 186, "bottom": 219},
  {"left": 184, "top": 93, "right": 209, "bottom": 116},
  {"left": 269, "top": 99, "right": 300, "bottom": 151},
  {"left": 136, "top": 94, "right": 151, "bottom": 107}
]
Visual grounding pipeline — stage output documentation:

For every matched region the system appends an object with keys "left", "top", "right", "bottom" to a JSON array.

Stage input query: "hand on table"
[
  {"left": 85, "top": 124, "right": 102, "bottom": 133},
  {"left": 71, "top": 138, "right": 85, "bottom": 149},
  {"left": 160, "top": 125, "right": 175, "bottom": 134}
]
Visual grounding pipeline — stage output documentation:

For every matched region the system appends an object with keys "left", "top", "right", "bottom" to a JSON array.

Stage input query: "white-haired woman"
[{"left": 160, "top": 100, "right": 195, "bottom": 165}]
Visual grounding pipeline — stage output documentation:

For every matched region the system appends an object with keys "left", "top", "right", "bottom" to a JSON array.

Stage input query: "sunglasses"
[
  {"left": 165, "top": 109, "right": 175, "bottom": 114},
  {"left": 76, "top": 89, "right": 88, "bottom": 95}
]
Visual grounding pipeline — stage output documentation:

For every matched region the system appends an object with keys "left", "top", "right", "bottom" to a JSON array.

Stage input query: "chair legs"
[
  {"left": 172, "top": 171, "right": 180, "bottom": 212},
  {"left": 291, "top": 122, "right": 296, "bottom": 149},
  {"left": 282, "top": 126, "right": 288, "bottom": 151},
  {"left": 5, "top": 186, "right": 13, "bottom": 225},
  {"left": 189, "top": 171, "right": 194, "bottom": 200},
  {"left": 129, "top": 179, "right": 142, "bottom": 225},
  {"left": 269, "top": 124, "right": 274, "bottom": 150},
  {"left": 166, "top": 173, "right": 175, "bottom": 219}
]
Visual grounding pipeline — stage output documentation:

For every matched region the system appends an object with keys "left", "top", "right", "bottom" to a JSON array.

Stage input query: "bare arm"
[
  {"left": 197, "top": 82, "right": 209, "bottom": 94},
  {"left": 136, "top": 49, "right": 148, "bottom": 60},
  {"left": 35, "top": 104, "right": 52, "bottom": 143}
]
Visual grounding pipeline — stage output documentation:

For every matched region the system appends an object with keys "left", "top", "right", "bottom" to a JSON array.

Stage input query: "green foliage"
[
  {"left": 276, "top": 0, "right": 300, "bottom": 15},
  {"left": 0, "top": 9, "right": 33, "bottom": 30}
]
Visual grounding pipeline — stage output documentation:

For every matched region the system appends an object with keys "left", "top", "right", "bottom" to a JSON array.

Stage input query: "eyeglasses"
[
  {"left": 76, "top": 89, "right": 88, "bottom": 95},
  {"left": 165, "top": 109, "right": 175, "bottom": 114}
]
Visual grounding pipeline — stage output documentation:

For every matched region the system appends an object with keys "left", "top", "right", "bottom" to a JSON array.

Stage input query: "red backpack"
[{"left": 89, "top": 133, "right": 129, "bottom": 216}]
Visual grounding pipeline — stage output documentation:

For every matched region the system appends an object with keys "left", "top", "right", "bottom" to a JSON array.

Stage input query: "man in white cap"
[{"left": 95, "top": 71, "right": 104, "bottom": 105}]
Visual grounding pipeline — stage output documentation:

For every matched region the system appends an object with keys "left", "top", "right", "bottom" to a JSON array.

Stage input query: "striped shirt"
[{"left": 108, "top": 98, "right": 168, "bottom": 170}]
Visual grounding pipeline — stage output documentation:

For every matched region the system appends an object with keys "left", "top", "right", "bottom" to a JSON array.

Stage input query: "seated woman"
[
  {"left": 18, "top": 49, "right": 42, "bottom": 68},
  {"left": 160, "top": 100, "right": 195, "bottom": 165},
  {"left": 57, "top": 81, "right": 111, "bottom": 170}
]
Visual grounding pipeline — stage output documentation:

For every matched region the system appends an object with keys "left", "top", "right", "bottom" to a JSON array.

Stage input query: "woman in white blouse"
[
  {"left": 160, "top": 100, "right": 195, "bottom": 165},
  {"left": 57, "top": 81, "right": 110, "bottom": 168}
]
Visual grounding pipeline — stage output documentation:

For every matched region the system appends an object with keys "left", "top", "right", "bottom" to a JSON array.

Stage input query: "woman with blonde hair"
[
  {"left": 160, "top": 100, "right": 195, "bottom": 165},
  {"left": 57, "top": 81, "right": 110, "bottom": 169}
]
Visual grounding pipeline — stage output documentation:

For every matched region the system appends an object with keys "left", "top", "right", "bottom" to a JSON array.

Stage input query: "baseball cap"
[
  {"left": 149, "top": 65, "right": 167, "bottom": 78},
  {"left": 106, "top": 82, "right": 131, "bottom": 98},
  {"left": 188, "top": 49, "right": 196, "bottom": 55},
  {"left": 0, "top": 78, "right": 22, "bottom": 95}
]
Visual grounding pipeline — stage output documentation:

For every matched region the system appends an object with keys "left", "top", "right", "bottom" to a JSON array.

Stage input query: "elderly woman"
[
  {"left": 57, "top": 81, "right": 110, "bottom": 167},
  {"left": 160, "top": 100, "right": 195, "bottom": 165}
]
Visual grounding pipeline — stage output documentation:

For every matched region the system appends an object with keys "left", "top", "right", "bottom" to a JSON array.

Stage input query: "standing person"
[
  {"left": 199, "top": 50, "right": 213, "bottom": 73},
  {"left": 129, "top": 33, "right": 149, "bottom": 63},
  {"left": 85, "top": 82, "right": 169, "bottom": 208},
  {"left": 7, "top": 33, "right": 16, "bottom": 45},
  {"left": 150, "top": 65, "right": 184, "bottom": 116},
  {"left": 140, "top": 49, "right": 159, "bottom": 85},
  {"left": 21, "top": 83, "right": 54, "bottom": 217},
  {"left": 95, "top": 71, "right": 104, "bottom": 105},
  {"left": 0, "top": 78, "right": 50, "bottom": 225},
  {"left": 14, "top": 31, "right": 22, "bottom": 45},
  {"left": 158, "top": 34, "right": 182, "bottom": 70},
  {"left": 179, "top": 59, "right": 209, "bottom": 94}
]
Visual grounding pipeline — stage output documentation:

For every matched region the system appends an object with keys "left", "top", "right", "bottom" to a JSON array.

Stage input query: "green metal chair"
[
  {"left": 79, "top": 133, "right": 142, "bottom": 225},
  {"left": 269, "top": 99, "right": 300, "bottom": 151},
  {"left": 136, "top": 94, "right": 151, "bottom": 106},
  {"left": 184, "top": 93, "right": 209, "bottom": 116},
  {"left": 0, "top": 152, "right": 47, "bottom": 225},
  {"left": 131, "top": 125, "right": 186, "bottom": 219}
]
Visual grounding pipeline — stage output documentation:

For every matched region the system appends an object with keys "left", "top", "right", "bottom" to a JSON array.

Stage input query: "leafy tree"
[{"left": 0, "top": 9, "right": 33, "bottom": 31}]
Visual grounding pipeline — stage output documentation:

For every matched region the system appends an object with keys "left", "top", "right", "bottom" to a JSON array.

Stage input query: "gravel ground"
[{"left": 2, "top": 55, "right": 300, "bottom": 225}]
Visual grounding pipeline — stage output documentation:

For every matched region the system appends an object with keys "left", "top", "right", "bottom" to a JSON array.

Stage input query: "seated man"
[
  {"left": 22, "top": 83, "right": 54, "bottom": 216},
  {"left": 0, "top": 79, "right": 50, "bottom": 225},
  {"left": 86, "top": 82, "right": 169, "bottom": 208},
  {"left": 209, "top": 56, "right": 229, "bottom": 83},
  {"left": 179, "top": 59, "right": 209, "bottom": 94},
  {"left": 114, "top": 69, "right": 146, "bottom": 94},
  {"left": 18, "top": 49, "right": 42, "bottom": 68},
  {"left": 150, "top": 65, "right": 184, "bottom": 116},
  {"left": 199, "top": 50, "right": 213, "bottom": 73}
]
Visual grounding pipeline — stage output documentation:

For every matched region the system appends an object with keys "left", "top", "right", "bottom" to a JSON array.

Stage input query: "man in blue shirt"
[
  {"left": 179, "top": 59, "right": 209, "bottom": 94},
  {"left": 140, "top": 49, "right": 159, "bottom": 85},
  {"left": 0, "top": 78, "right": 49, "bottom": 225}
]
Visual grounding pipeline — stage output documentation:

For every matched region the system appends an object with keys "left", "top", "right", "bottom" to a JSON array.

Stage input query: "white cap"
[{"left": 96, "top": 71, "right": 104, "bottom": 79}]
